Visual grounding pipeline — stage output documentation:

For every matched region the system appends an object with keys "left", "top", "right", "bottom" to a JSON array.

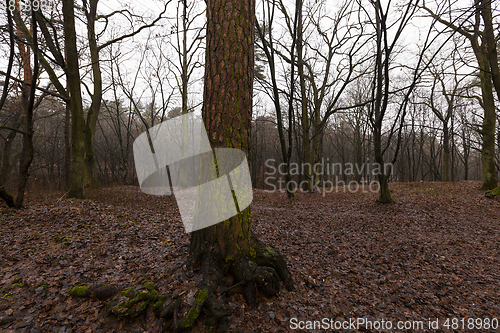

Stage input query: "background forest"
[{"left": 0, "top": 0, "right": 499, "bottom": 204}]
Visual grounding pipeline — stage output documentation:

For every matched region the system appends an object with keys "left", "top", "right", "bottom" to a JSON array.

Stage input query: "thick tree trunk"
[
  {"left": 479, "top": 0, "right": 500, "bottom": 195},
  {"left": 63, "top": 0, "right": 86, "bottom": 199},
  {"left": 480, "top": 0, "right": 500, "bottom": 102},
  {"left": 377, "top": 174, "right": 392, "bottom": 203},
  {"left": 179, "top": 0, "right": 293, "bottom": 328},
  {"left": 477, "top": 53, "right": 497, "bottom": 190},
  {"left": 374, "top": 129, "right": 392, "bottom": 203}
]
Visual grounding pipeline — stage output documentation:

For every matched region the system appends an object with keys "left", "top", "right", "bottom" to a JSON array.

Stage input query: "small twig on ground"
[{"left": 55, "top": 190, "right": 70, "bottom": 203}]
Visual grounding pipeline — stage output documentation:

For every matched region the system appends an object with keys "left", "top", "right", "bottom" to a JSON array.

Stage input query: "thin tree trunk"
[
  {"left": 181, "top": 0, "right": 188, "bottom": 115},
  {"left": 64, "top": 84, "right": 71, "bottom": 189},
  {"left": 443, "top": 124, "right": 450, "bottom": 182},
  {"left": 83, "top": 0, "right": 102, "bottom": 189},
  {"left": 296, "top": 2, "right": 310, "bottom": 192},
  {"left": 372, "top": 0, "right": 393, "bottom": 203},
  {"left": 15, "top": 8, "right": 39, "bottom": 208},
  {"left": 255, "top": 0, "right": 297, "bottom": 198}
]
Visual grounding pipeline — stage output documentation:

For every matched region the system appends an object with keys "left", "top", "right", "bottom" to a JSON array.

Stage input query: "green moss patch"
[
  {"left": 120, "top": 286, "right": 136, "bottom": 298},
  {"left": 67, "top": 285, "right": 89, "bottom": 297},
  {"left": 109, "top": 282, "right": 167, "bottom": 319},
  {"left": 152, "top": 295, "right": 167, "bottom": 314},
  {"left": 181, "top": 289, "right": 208, "bottom": 328},
  {"left": 35, "top": 282, "right": 49, "bottom": 290}
]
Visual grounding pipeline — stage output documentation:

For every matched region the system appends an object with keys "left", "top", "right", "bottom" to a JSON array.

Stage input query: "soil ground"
[{"left": 0, "top": 181, "right": 499, "bottom": 332}]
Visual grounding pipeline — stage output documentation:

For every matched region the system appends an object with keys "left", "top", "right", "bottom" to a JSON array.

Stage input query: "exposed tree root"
[
  {"left": 66, "top": 234, "right": 294, "bottom": 332},
  {"left": 157, "top": 235, "right": 294, "bottom": 332},
  {"left": 485, "top": 186, "right": 500, "bottom": 198}
]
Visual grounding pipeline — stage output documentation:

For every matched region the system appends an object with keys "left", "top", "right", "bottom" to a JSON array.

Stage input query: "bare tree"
[
  {"left": 257, "top": 0, "right": 371, "bottom": 193},
  {"left": 422, "top": 0, "right": 499, "bottom": 191},
  {"left": 81, "top": 0, "right": 170, "bottom": 189},
  {"left": 255, "top": 0, "right": 299, "bottom": 198},
  {"left": 424, "top": 48, "right": 466, "bottom": 181},
  {"left": 365, "top": 0, "right": 421, "bottom": 202},
  {"left": 362, "top": 0, "right": 442, "bottom": 202},
  {"left": 63, "top": 0, "right": 86, "bottom": 198},
  {"left": 0, "top": 0, "right": 18, "bottom": 206},
  {"left": 167, "top": 0, "right": 204, "bottom": 115},
  {"left": 0, "top": 1, "right": 40, "bottom": 207}
]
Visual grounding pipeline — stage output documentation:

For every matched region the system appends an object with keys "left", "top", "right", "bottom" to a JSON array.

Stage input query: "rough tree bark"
[{"left": 162, "top": 0, "right": 294, "bottom": 330}]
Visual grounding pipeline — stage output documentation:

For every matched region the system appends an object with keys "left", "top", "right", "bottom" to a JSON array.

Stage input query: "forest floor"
[{"left": 0, "top": 181, "right": 499, "bottom": 332}]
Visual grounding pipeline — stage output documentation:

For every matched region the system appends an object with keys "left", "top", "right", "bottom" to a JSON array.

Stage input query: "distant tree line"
[{"left": 0, "top": 0, "right": 499, "bottom": 207}]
